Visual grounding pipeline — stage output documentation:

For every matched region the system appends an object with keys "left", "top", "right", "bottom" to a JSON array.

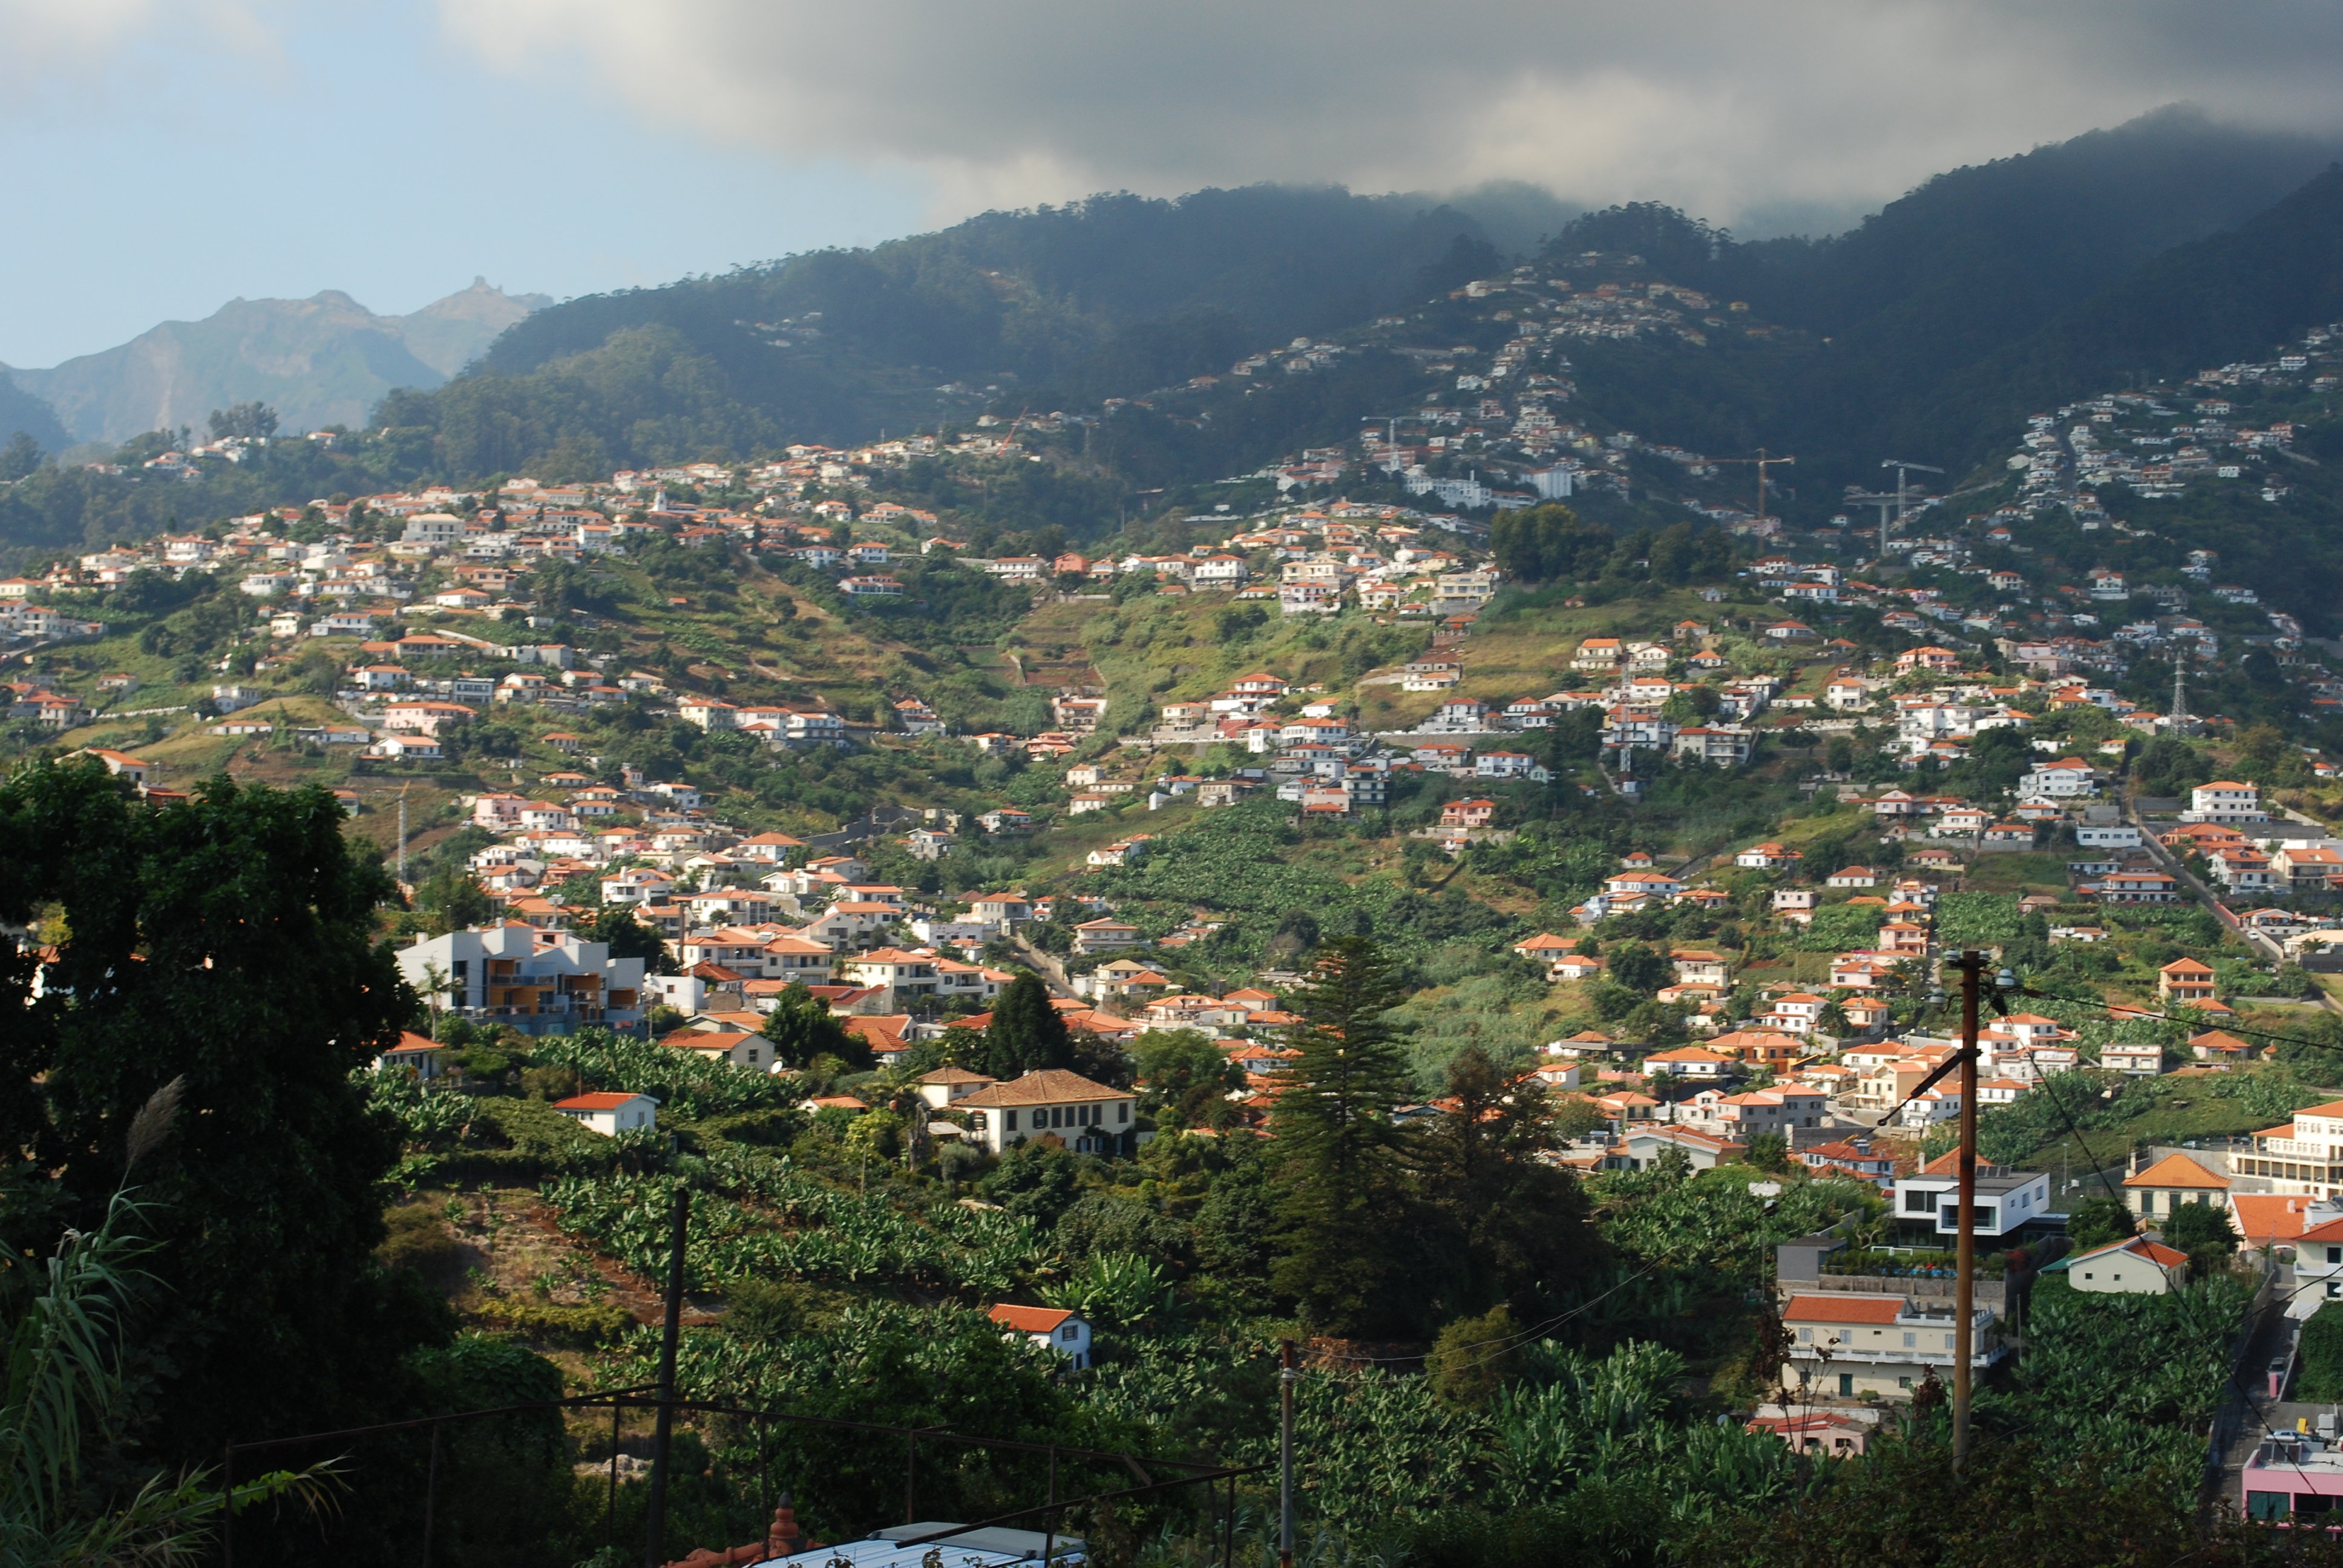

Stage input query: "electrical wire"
[{"left": 1306, "top": 1254, "right": 1675, "bottom": 1370}]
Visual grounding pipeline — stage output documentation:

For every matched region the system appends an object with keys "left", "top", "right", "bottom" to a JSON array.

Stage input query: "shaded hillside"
[
  {"left": 0, "top": 377, "right": 68, "bottom": 454},
  {"left": 1548, "top": 108, "right": 2343, "bottom": 498},
  {"left": 10, "top": 283, "right": 546, "bottom": 445},
  {"left": 1904, "top": 165, "right": 2343, "bottom": 466},
  {"left": 379, "top": 186, "right": 1501, "bottom": 476}
]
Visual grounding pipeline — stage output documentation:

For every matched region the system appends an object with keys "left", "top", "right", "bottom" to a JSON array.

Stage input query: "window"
[
  {"left": 1903, "top": 1332, "right": 1915, "bottom": 1347},
  {"left": 1118, "top": 1103, "right": 1129, "bottom": 1124},
  {"left": 2327, "top": 1246, "right": 2339, "bottom": 1265},
  {"left": 1898, "top": 1377, "right": 1913, "bottom": 1390},
  {"left": 2139, "top": 1192, "right": 2156, "bottom": 1214},
  {"left": 1062, "top": 1325, "right": 1080, "bottom": 1341},
  {"left": 1944, "top": 1334, "right": 1955, "bottom": 1350},
  {"left": 1005, "top": 1110, "right": 1019, "bottom": 1132},
  {"left": 1905, "top": 1189, "right": 1939, "bottom": 1213},
  {"left": 1838, "top": 1374, "right": 1854, "bottom": 1397},
  {"left": 1798, "top": 1328, "right": 1811, "bottom": 1342},
  {"left": 2327, "top": 1282, "right": 2339, "bottom": 1299}
]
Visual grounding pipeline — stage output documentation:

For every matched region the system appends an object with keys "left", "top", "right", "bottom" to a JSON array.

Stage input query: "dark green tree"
[
  {"left": 761, "top": 981, "right": 865, "bottom": 1068},
  {"left": 983, "top": 972, "right": 1072, "bottom": 1079},
  {"left": 1417, "top": 1046, "right": 1601, "bottom": 1322},
  {"left": 206, "top": 400, "right": 279, "bottom": 440},
  {"left": 2160, "top": 1198, "right": 2238, "bottom": 1273},
  {"left": 415, "top": 867, "right": 494, "bottom": 932},
  {"left": 1605, "top": 940, "right": 1671, "bottom": 995},
  {"left": 0, "top": 761, "right": 442, "bottom": 1472},
  {"left": 2066, "top": 1194, "right": 2137, "bottom": 1250},
  {"left": 1267, "top": 936, "right": 1417, "bottom": 1333},
  {"left": 1490, "top": 503, "right": 1610, "bottom": 583},
  {"left": 1132, "top": 1028, "right": 1244, "bottom": 1129},
  {"left": 579, "top": 904, "right": 675, "bottom": 973},
  {"left": 0, "top": 429, "right": 44, "bottom": 481}
]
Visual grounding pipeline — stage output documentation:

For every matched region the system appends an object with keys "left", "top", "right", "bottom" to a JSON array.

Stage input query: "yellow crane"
[{"left": 1706, "top": 448, "right": 1797, "bottom": 530}]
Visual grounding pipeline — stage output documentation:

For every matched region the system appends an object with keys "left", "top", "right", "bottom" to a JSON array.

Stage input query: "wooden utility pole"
[
  {"left": 1951, "top": 952, "right": 1982, "bottom": 1472},
  {"left": 644, "top": 1187, "right": 690, "bottom": 1568}
]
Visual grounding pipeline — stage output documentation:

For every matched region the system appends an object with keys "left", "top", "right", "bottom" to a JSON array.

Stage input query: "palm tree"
[{"left": 1, "top": 1080, "right": 335, "bottom": 1568}]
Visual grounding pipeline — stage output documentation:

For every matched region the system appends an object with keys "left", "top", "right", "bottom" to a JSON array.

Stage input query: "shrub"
[{"left": 469, "top": 1298, "right": 635, "bottom": 1347}]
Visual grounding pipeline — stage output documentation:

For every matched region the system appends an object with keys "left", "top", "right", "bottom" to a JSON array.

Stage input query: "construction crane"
[
  {"left": 1844, "top": 488, "right": 1904, "bottom": 563},
  {"left": 1708, "top": 449, "right": 1797, "bottom": 531},
  {"left": 1871, "top": 459, "right": 1945, "bottom": 563},
  {"left": 1883, "top": 458, "right": 1944, "bottom": 521}
]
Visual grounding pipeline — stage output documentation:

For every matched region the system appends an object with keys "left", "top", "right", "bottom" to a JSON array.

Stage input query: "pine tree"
[
  {"left": 1418, "top": 1046, "right": 1601, "bottom": 1322},
  {"left": 984, "top": 972, "right": 1071, "bottom": 1080},
  {"left": 1267, "top": 936, "right": 1417, "bottom": 1334}
]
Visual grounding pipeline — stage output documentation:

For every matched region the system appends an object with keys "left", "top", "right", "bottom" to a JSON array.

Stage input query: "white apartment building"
[
  {"left": 2186, "top": 781, "right": 2266, "bottom": 823},
  {"left": 396, "top": 925, "right": 647, "bottom": 1034}
]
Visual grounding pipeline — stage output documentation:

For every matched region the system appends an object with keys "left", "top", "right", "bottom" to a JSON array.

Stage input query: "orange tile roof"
[
  {"left": 2123, "top": 1152, "right": 2230, "bottom": 1189},
  {"left": 1784, "top": 1295, "right": 1902, "bottom": 1325},
  {"left": 955, "top": 1069, "right": 1133, "bottom": 1106},
  {"left": 988, "top": 1303, "right": 1078, "bottom": 1334},
  {"left": 2231, "top": 1195, "right": 2316, "bottom": 1244}
]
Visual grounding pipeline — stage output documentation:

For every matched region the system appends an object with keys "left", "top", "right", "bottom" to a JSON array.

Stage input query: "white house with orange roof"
[
  {"left": 1876, "top": 920, "right": 1930, "bottom": 956},
  {"left": 2230, "top": 1194, "right": 2326, "bottom": 1258},
  {"left": 1677, "top": 1083, "right": 1827, "bottom": 1136},
  {"left": 2186, "top": 780, "right": 2266, "bottom": 824},
  {"left": 2157, "top": 957, "right": 2217, "bottom": 1003},
  {"left": 2122, "top": 1151, "right": 2230, "bottom": 1221},
  {"left": 2236, "top": 1098, "right": 2343, "bottom": 1198},
  {"left": 1642, "top": 1045, "right": 1736, "bottom": 1079},
  {"left": 2284, "top": 1212, "right": 2343, "bottom": 1313},
  {"left": 986, "top": 1304, "right": 1093, "bottom": 1370},
  {"left": 551, "top": 1091, "right": 658, "bottom": 1135},
  {"left": 1781, "top": 1293, "right": 2004, "bottom": 1401},
  {"left": 2056, "top": 1236, "right": 2189, "bottom": 1295},
  {"left": 1670, "top": 949, "right": 1732, "bottom": 985},
  {"left": 952, "top": 1068, "right": 1139, "bottom": 1156},
  {"left": 1602, "top": 868, "right": 1685, "bottom": 898}
]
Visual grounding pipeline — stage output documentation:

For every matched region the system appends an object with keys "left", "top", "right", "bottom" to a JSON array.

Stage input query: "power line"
[{"left": 1309, "top": 1255, "right": 1674, "bottom": 1369}]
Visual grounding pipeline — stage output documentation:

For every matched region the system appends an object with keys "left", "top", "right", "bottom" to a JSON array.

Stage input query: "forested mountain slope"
[{"left": 1549, "top": 108, "right": 2343, "bottom": 495}]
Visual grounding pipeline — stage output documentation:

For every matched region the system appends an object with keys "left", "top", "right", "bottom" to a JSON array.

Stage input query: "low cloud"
[{"left": 439, "top": 0, "right": 2343, "bottom": 229}]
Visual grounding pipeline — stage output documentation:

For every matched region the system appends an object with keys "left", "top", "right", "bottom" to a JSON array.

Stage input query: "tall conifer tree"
[{"left": 1267, "top": 936, "right": 1416, "bottom": 1333}]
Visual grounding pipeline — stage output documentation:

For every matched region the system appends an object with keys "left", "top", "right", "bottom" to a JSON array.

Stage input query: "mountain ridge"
[{"left": 7, "top": 279, "right": 549, "bottom": 446}]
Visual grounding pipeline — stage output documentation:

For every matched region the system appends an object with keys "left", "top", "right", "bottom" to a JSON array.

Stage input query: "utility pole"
[
  {"left": 1950, "top": 952, "right": 1982, "bottom": 1473},
  {"left": 1278, "top": 1339, "right": 1297, "bottom": 1568},
  {"left": 644, "top": 1186, "right": 690, "bottom": 1568},
  {"left": 397, "top": 784, "right": 408, "bottom": 886},
  {"left": 1946, "top": 950, "right": 2016, "bottom": 1474}
]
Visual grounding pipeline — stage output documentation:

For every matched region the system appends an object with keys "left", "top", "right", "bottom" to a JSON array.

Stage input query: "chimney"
[{"left": 765, "top": 1495, "right": 821, "bottom": 1559}]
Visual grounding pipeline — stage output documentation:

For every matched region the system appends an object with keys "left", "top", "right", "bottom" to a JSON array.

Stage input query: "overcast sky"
[{"left": 5, "top": 0, "right": 2341, "bottom": 368}]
